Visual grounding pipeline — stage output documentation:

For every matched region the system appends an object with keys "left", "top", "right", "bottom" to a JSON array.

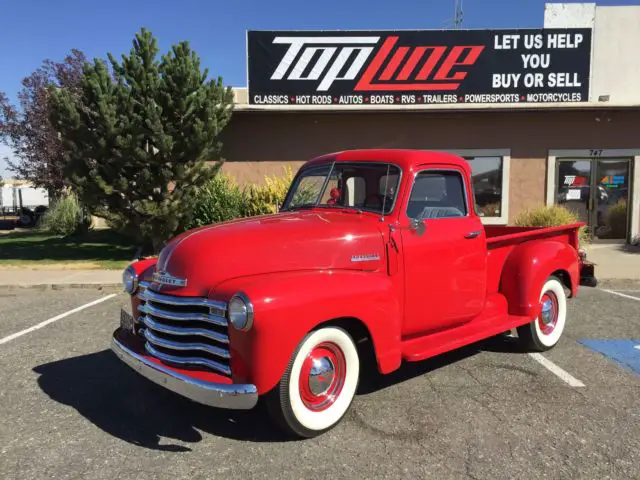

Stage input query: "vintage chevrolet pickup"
[{"left": 112, "top": 149, "right": 596, "bottom": 438}]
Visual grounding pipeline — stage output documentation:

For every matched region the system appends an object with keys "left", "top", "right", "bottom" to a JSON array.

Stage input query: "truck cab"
[{"left": 113, "top": 149, "right": 590, "bottom": 438}]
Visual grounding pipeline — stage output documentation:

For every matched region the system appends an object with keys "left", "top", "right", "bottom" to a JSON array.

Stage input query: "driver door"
[{"left": 400, "top": 168, "right": 487, "bottom": 337}]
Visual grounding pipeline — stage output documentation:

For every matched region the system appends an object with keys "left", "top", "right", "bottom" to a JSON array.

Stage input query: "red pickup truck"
[{"left": 112, "top": 149, "right": 595, "bottom": 438}]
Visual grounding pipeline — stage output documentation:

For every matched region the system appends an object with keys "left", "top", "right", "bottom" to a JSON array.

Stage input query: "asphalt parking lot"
[{"left": 1, "top": 286, "right": 639, "bottom": 480}]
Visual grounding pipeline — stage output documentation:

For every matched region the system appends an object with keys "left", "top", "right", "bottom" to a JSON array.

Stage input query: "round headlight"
[
  {"left": 228, "top": 293, "right": 254, "bottom": 331},
  {"left": 122, "top": 266, "right": 139, "bottom": 294}
]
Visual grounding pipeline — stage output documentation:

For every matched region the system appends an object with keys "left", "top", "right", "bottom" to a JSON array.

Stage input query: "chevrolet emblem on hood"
[{"left": 152, "top": 270, "right": 187, "bottom": 287}]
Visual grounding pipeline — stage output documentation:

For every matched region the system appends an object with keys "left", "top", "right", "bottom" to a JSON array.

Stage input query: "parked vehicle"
[{"left": 112, "top": 149, "right": 596, "bottom": 438}]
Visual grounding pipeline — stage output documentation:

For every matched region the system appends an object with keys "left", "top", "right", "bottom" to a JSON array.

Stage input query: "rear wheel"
[
  {"left": 517, "top": 276, "right": 567, "bottom": 352},
  {"left": 266, "top": 326, "right": 360, "bottom": 438}
]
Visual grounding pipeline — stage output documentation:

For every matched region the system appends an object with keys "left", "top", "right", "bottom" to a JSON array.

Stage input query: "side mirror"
[{"left": 410, "top": 217, "right": 426, "bottom": 236}]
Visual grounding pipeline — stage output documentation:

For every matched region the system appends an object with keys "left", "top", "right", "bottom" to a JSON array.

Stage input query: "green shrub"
[
  {"left": 606, "top": 200, "right": 627, "bottom": 238},
  {"left": 513, "top": 205, "right": 590, "bottom": 245},
  {"left": 241, "top": 166, "right": 298, "bottom": 216},
  {"left": 188, "top": 174, "right": 246, "bottom": 229},
  {"left": 39, "top": 192, "right": 90, "bottom": 236},
  {"left": 184, "top": 167, "right": 321, "bottom": 231}
]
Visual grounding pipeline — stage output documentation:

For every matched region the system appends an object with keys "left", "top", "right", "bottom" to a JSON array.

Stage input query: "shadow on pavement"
[
  {"left": 33, "top": 350, "right": 291, "bottom": 451},
  {"left": 33, "top": 335, "right": 521, "bottom": 450},
  {"left": 617, "top": 244, "right": 640, "bottom": 254},
  {"left": 358, "top": 334, "right": 522, "bottom": 395}
]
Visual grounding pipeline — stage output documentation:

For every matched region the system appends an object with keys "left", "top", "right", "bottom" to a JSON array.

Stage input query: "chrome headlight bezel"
[
  {"left": 228, "top": 292, "right": 254, "bottom": 331},
  {"left": 122, "top": 266, "right": 139, "bottom": 295}
]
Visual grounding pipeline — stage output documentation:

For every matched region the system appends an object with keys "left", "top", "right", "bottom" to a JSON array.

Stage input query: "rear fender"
[
  {"left": 214, "top": 270, "right": 402, "bottom": 395},
  {"left": 500, "top": 240, "right": 579, "bottom": 317}
]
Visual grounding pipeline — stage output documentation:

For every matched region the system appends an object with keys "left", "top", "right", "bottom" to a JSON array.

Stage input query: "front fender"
[
  {"left": 214, "top": 270, "right": 402, "bottom": 395},
  {"left": 500, "top": 240, "right": 579, "bottom": 317}
]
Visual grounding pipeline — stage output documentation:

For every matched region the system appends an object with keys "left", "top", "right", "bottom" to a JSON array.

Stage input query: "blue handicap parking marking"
[{"left": 579, "top": 339, "right": 640, "bottom": 375}]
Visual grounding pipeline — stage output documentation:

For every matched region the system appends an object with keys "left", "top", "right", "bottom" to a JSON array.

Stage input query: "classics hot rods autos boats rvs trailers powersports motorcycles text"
[{"left": 112, "top": 149, "right": 595, "bottom": 438}]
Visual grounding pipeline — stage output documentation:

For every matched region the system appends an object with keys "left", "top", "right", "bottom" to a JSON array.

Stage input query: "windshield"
[{"left": 283, "top": 162, "right": 401, "bottom": 215}]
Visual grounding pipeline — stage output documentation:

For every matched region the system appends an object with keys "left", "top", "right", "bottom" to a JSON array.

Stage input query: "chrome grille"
[{"left": 136, "top": 281, "right": 231, "bottom": 376}]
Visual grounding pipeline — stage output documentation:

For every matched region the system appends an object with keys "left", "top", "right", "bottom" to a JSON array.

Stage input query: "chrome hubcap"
[
  {"left": 299, "top": 342, "right": 347, "bottom": 412},
  {"left": 541, "top": 299, "right": 554, "bottom": 325},
  {"left": 308, "top": 356, "right": 335, "bottom": 396},
  {"left": 538, "top": 292, "right": 559, "bottom": 335}
]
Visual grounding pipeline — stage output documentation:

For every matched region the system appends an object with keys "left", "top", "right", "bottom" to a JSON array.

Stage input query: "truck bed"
[
  {"left": 483, "top": 223, "right": 583, "bottom": 296},
  {"left": 484, "top": 223, "right": 582, "bottom": 250}
]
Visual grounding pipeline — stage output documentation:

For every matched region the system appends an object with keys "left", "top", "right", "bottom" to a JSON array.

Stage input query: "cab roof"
[{"left": 303, "top": 149, "right": 471, "bottom": 174}]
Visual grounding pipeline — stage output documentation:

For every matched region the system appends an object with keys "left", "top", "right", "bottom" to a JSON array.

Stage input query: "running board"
[{"left": 401, "top": 301, "right": 531, "bottom": 362}]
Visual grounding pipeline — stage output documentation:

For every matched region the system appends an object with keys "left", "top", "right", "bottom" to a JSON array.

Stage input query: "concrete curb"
[
  {"left": 596, "top": 278, "right": 640, "bottom": 289},
  {"left": 0, "top": 283, "right": 122, "bottom": 292}
]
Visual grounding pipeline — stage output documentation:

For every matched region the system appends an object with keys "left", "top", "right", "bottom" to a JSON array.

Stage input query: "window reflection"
[{"left": 464, "top": 156, "right": 503, "bottom": 218}]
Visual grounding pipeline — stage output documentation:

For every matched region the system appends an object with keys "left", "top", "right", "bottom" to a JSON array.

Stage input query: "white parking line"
[
  {"left": 601, "top": 289, "right": 640, "bottom": 302},
  {"left": 528, "top": 353, "right": 586, "bottom": 387},
  {"left": 0, "top": 294, "right": 117, "bottom": 345}
]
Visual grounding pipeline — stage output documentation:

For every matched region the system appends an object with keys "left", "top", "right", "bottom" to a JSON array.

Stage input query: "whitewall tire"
[
  {"left": 267, "top": 326, "right": 360, "bottom": 438},
  {"left": 517, "top": 276, "right": 567, "bottom": 352}
]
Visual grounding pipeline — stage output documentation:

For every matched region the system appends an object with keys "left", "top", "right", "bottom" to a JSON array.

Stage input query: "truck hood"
[{"left": 150, "top": 210, "right": 385, "bottom": 297}]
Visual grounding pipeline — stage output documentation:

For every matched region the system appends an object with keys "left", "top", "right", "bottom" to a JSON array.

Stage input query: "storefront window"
[{"left": 464, "top": 156, "right": 503, "bottom": 218}]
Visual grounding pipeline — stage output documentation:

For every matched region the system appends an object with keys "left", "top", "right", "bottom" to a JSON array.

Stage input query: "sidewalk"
[
  {"left": 0, "top": 268, "right": 121, "bottom": 289},
  {"left": 584, "top": 243, "right": 640, "bottom": 285},
  {"left": 0, "top": 243, "right": 637, "bottom": 289}
]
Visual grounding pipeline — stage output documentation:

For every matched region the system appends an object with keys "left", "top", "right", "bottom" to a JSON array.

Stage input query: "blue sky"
[{"left": 0, "top": 0, "right": 637, "bottom": 177}]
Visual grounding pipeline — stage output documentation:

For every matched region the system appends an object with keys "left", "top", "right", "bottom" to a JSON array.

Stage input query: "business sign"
[{"left": 247, "top": 29, "right": 591, "bottom": 106}]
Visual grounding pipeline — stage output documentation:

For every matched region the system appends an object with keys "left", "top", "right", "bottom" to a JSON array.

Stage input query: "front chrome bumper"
[{"left": 111, "top": 330, "right": 258, "bottom": 410}]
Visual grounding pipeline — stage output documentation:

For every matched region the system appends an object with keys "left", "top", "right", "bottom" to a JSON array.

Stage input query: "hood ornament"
[{"left": 152, "top": 270, "right": 187, "bottom": 287}]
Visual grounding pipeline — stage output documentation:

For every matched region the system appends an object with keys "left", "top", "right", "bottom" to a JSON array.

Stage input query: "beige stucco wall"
[
  {"left": 220, "top": 109, "right": 640, "bottom": 223},
  {"left": 590, "top": 6, "right": 640, "bottom": 105}
]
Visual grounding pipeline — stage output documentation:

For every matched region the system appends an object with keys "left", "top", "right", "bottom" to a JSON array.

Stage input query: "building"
[
  {"left": 220, "top": 2, "right": 640, "bottom": 243},
  {"left": 0, "top": 179, "right": 49, "bottom": 213}
]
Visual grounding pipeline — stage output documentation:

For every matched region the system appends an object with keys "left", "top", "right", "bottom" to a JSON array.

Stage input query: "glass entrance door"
[
  {"left": 556, "top": 159, "right": 591, "bottom": 230},
  {"left": 594, "top": 159, "right": 630, "bottom": 239},
  {"left": 556, "top": 158, "right": 631, "bottom": 240}
]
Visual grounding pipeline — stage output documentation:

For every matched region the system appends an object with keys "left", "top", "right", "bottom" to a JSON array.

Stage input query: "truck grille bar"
[
  {"left": 136, "top": 281, "right": 231, "bottom": 377},
  {"left": 144, "top": 342, "right": 232, "bottom": 376}
]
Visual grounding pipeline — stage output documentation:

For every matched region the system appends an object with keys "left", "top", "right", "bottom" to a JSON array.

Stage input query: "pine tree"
[{"left": 50, "top": 29, "right": 233, "bottom": 251}]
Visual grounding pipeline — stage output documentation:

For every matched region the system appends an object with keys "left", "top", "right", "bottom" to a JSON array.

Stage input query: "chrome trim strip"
[
  {"left": 111, "top": 332, "right": 257, "bottom": 410},
  {"left": 139, "top": 315, "right": 229, "bottom": 344},
  {"left": 138, "top": 282, "right": 227, "bottom": 310},
  {"left": 144, "top": 342, "right": 232, "bottom": 376},
  {"left": 138, "top": 302, "right": 227, "bottom": 327},
  {"left": 141, "top": 328, "right": 230, "bottom": 359}
]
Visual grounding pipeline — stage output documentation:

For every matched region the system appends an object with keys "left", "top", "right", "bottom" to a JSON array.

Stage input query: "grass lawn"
[{"left": 0, "top": 229, "right": 137, "bottom": 269}]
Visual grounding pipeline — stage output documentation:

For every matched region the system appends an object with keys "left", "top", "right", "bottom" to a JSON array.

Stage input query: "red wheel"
[
  {"left": 517, "top": 276, "right": 567, "bottom": 352},
  {"left": 267, "top": 327, "right": 359, "bottom": 438},
  {"left": 298, "top": 342, "right": 347, "bottom": 412},
  {"left": 538, "top": 292, "right": 559, "bottom": 335}
]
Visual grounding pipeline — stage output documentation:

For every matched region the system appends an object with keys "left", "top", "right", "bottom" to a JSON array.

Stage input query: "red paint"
[
  {"left": 415, "top": 47, "right": 446, "bottom": 80},
  {"left": 355, "top": 39, "right": 462, "bottom": 91},
  {"left": 380, "top": 46, "right": 409, "bottom": 80},
  {"left": 433, "top": 46, "right": 485, "bottom": 81},
  {"left": 123, "top": 149, "right": 587, "bottom": 399},
  {"left": 397, "top": 46, "right": 427, "bottom": 80}
]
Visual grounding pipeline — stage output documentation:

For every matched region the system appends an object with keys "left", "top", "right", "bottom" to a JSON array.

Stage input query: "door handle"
[{"left": 464, "top": 230, "right": 481, "bottom": 239}]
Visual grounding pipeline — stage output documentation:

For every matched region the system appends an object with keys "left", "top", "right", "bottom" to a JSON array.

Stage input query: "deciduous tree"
[
  {"left": 0, "top": 51, "right": 86, "bottom": 194},
  {"left": 50, "top": 29, "right": 233, "bottom": 251}
]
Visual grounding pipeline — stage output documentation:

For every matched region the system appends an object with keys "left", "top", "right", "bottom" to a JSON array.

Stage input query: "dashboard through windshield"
[{"left": 282, "top": 162, "right": 401, "bottom": 215}]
